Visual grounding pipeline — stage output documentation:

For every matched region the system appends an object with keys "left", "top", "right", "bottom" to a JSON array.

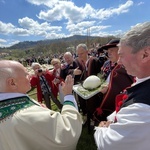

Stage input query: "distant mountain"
[{"left": 2, "top": 35, "right": 98, "bottom": 50}]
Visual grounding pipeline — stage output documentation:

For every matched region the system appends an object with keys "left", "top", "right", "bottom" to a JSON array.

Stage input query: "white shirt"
[{"left": 94, "top": 77, "right": 150, "bottom": 150}]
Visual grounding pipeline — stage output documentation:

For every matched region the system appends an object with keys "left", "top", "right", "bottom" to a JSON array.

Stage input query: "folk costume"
[
  {"left": 0, "top": 93, "right": 82, "bottom": 150},
  {"left": 94, "top": 64, "right": 134, "bottom": 122},
  {"left": 94, "top": 77, "right": 150, "bottom": 150},
  {"left": 101, "top": 60, "right": 116, "bottom": 82}
]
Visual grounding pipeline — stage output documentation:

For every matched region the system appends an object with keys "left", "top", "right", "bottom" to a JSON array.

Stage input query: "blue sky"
[{"left": 0, "top": 0, "right": 149, "bottom": 47}]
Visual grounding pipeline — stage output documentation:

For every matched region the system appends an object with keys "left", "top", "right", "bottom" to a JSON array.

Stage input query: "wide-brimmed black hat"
[{"left": 100, "top": 39, "right": 120, "bottom": 50}]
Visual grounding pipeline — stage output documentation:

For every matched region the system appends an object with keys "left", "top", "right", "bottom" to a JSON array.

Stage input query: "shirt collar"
[
  {"left": 133, "top": 76, "right": 150, "bottom": 86},
  {"left": 0, "top": 93, "right": 27, "bottom": 101}
]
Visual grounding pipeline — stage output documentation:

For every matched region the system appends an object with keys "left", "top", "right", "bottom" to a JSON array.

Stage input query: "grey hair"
[
  {"left": 64, "top": 51, "right": 72, "bottom": 57},
  {"left": 76, "top": 43, "right": 88, "bottom": 51},
  {"left": 31, "top": 62, "right": 42, "bottom": 69},
  {"left": 119, "top": 22, "right": 150, "bottom": 53}
]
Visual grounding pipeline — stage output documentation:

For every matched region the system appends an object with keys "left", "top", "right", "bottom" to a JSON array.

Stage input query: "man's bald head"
[{"left": 0, "top": 60, "right": 31, "bottom": 93}]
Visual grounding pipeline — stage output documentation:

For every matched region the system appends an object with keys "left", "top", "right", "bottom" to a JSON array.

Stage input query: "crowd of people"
[{"left": 0, "top": 21, "right": 149, "bottom": 150}]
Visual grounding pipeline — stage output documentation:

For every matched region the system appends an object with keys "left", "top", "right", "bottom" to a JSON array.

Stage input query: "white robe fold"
[{"left": 0, "top": 93, "right": 82, "bottom": 150}]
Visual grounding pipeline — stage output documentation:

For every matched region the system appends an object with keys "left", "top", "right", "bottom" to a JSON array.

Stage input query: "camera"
[{"left": 38, "top": 69, "right": 42, "bottom": 73}]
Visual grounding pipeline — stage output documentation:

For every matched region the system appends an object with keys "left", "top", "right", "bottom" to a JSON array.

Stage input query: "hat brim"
[
  {"left": 101, "top": 44, "right": 118, "bottom": 50},
  {"left": 97, "top": 47, "right": 104, "bottom": 52}
]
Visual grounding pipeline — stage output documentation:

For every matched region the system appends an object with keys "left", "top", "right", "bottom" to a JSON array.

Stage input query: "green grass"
[
  {"left": 76, "top": 128, "right": 97, "bottom": 150},
  {"left": 28, "top": 89, "right": 97, "bottom": 150}
]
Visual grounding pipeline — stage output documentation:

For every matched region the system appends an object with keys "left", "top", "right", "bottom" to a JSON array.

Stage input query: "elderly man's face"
[
  {"left": 16, "top": 64, "right": 31, "bottom": 93},
  {"left": 77, "top": 47, "right": 88, "bottom": 61},
  {"left": 107, "top": 47, "right": 119, "bottom": 63},
  {"left": 64, "top": 54, "right": 73, "bottom": 65},
  {"left": 118, "top": 45, "right": 142, "bottom": 77}
]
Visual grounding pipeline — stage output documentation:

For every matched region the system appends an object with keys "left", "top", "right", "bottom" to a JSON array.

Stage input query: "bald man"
[{"left": 0, "top": 60, "right": 82, "bottom": 150}]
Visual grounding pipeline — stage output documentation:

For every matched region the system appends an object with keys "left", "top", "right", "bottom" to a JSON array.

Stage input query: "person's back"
[{"left": 0, "top": 60, "right": 82, "bottom": 150}]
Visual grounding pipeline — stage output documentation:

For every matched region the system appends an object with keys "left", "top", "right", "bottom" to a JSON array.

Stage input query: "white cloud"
[
  {"left": 18, "top": 17, "right": 62, "bottom": 37},
  {"left": 12, "top": 28, "right": 31, "bottom": 36},
  {"left": 66, "top": 21, "right": 96, "bottom": 33},
  {"left": 137, "top": 2, "right": 144, "bottom": 6},
  {"left": 37, "top": 0, "right": 133, "bottom": 23},
  {"left": 0, "top": 39, "right": 20, "bottom": 48},
  {"left": 0, "top": 17, "right": 63, "bottom": 39},
  {"left": 37, "top": 1, "right": 86, "bottom": 24},
  {"left": 19, "top": 17, "right": 61, "bottom": 32},
  {"left": 94, "top": 1, "right": 133, "bottom": 20},
  {"left": 0, "top": 0, "right": 135, "bottom": 47},
  {"left": 35, "top": 0, "right": 134, "bottom": 40},
  {"left": 0, "top": 21, "right": 30, "bottom": 36},
  {"left": 0, "top": 21, "right": 15, "bottom": 34},
  {"left": 0, "top": 38, "right": 7, "bottom": 43},
  {"left": 26, "top": 0, "right": 59, "bottom": 7}
]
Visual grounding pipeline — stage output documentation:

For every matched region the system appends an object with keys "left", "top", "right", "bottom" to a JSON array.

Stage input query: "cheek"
[
  {"left": 121, "top": 55, "right": 130, "bottom": 63},
  {"left": 23, "top": 77, "right": 30, "bottom": 85},
  {"left": 123, "top": 56, "right": 137, "bottom": 69}
]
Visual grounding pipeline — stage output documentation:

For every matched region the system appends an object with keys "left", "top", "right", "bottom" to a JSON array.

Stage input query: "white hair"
[
  {"left": 31, "top": 62, "right": 42, "bottom": 69},
  {"left": 64, "top": 52, "right": 72, "bottom": 57}
]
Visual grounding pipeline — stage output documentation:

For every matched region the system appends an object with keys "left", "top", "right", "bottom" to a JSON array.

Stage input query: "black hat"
[
  {"left": 101, "top": 39, "right": 120, "bottom": 50},
  {"left": 97, "top": 47, "right": 104, "bottom": 53}
]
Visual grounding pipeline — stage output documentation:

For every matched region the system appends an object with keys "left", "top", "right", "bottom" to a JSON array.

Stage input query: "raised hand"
[{"left": 61, "top": 75, "right": 74, "bottom": 96}]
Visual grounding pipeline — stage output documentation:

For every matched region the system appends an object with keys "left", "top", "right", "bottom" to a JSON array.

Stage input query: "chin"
[
  {"left": 126, "top": 70, "right": 133, "bottom": 76},
  {"left": 26, "top": 87, "right": 31, "bottom": 93}
]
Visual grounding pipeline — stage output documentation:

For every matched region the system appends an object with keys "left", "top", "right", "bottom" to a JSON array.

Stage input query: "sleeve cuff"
[{"left": 64, "top": 95, "right": 78, "bottom": 110}]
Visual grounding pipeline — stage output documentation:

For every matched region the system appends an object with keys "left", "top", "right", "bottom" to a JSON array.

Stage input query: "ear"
[
  {"left": 7, "top": 78, "right": 17, "bottom": 89},
  {"left": 141, "top": 47, "right": 150, "bottom": 63}
]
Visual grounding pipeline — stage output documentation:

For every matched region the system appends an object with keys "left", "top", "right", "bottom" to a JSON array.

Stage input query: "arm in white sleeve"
[
  {"left": 94, "top": 103, "right": 150, "bottom": 150},
  {"left": 63, "top": 94, "right": 78, "bottom": 110}
]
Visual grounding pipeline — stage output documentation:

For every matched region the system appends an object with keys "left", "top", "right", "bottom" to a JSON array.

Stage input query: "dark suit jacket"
[
  {"left": 60, "top": 60, "right": 81, "bottom": 84},
  {"left": 75, "top": 56, "right": 101, "bottom": 81},
  {"left": 75, "top": 56, "right": 102, "bottom": 116}
]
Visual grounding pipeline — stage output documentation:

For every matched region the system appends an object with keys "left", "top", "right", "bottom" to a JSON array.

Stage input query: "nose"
[{"left": 117, "top": 57, "right": 122, "bottom": 65}]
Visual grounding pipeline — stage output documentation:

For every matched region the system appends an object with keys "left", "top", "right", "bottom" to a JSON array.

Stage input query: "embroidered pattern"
[{"left": 0, "top": 96, "right": 36, "bottom": 122}]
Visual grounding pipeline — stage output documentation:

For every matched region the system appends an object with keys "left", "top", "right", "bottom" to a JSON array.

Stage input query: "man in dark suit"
[
  {"left": 60, "top": 52, "right": 82, "bottom": 84},
  {"left": 76, "top": 43, "right": 102, "bottom": 126}
]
